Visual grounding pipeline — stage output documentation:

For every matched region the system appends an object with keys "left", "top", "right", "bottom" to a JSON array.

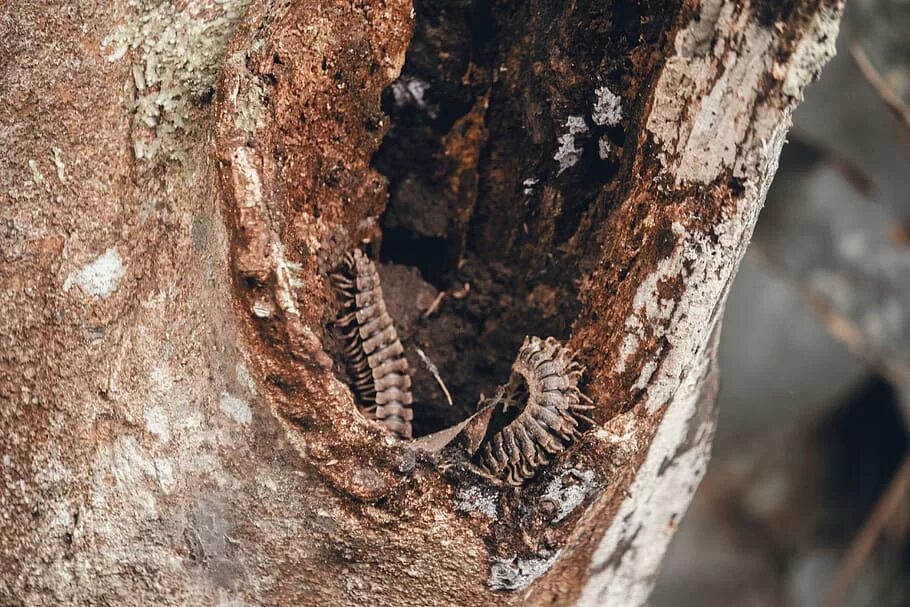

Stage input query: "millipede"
[
  {"left": 331, "top": 249, "right": 414, "bottom": 440},
  {"left": 475, "top": 336, "right": 594, "bottom": 485}
]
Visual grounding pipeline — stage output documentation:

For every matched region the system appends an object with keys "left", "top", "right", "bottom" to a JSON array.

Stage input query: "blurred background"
[{"left": 652, "top": 1, "right": 910, "bottom": 605}]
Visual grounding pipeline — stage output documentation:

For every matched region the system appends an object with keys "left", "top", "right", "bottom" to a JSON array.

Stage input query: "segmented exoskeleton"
[
  {"left": 476, "top": 336, "right": 594, "bottom": 485},
  {"left": 331, "top": 249, "right": 414, "bottom": 439}
]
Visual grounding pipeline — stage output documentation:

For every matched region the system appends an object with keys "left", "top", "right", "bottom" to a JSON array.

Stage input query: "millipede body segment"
[
  {"left": 476, "top": 336, "right": 594, "bottom": 485},
  {"left": 332, "top": 249, "right": 414, "bottom": 439}
]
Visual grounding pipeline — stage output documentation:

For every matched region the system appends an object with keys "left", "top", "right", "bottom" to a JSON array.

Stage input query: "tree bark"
[{"left": 0, "top": 0, "right": 842, "bottom": 605}]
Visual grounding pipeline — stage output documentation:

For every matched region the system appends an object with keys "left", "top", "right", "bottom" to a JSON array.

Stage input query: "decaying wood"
[{"left": 0, "top": 0, "right": 843, "bottom": 605}]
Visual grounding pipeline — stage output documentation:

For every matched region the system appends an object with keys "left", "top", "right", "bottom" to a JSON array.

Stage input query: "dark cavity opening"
[
  {"left": 364, "top": 0, "right": 676, "bottom": 436},
  {"left": 379, "top": 228, "right": 449, "bottom": 288}
]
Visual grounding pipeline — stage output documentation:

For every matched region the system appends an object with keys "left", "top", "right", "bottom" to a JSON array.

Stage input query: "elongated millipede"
[
  {"left": 331, "top": 249, "right": 414, "bottom": 439},
  {"left": 476, "top": 336, "right": 594, "bottom": 485}
]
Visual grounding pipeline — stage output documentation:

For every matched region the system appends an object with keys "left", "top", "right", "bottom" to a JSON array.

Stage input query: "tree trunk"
[{"left": 0, "top": 0, "right": 842, "bottom": 605}]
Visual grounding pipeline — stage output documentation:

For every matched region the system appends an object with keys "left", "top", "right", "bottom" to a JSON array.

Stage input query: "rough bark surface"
[{"left": 0, "top": 0, "right": 841, "bottom": 605}]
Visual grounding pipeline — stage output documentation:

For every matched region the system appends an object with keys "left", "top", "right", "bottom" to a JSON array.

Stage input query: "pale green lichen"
[
  {"left": 227, "top": 51, "right": 268, "bottom": 135},
  {"left": 102, "top": 0, "right": 252, "bottom": 162}
]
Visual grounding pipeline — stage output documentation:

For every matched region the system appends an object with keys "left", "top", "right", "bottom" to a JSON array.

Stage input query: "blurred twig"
[
  {"left": 823, "top": 453, "right": 910, "bottom": 607},
  {"left": 785, "top": 133, "right": 874, "bottom": 197},
  {"left": 850, "top": 42, "right": 910, "bottom": 139},
  {"left": 422, "top": 291, "right": 446, "bottom": 318}
]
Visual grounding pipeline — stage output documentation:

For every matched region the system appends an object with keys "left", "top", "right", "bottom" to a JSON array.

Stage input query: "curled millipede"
[
  {"left": 331, "top": 249, "right": 414, "bottom": 439},
  {"left": 475, "top": 336, "right": 594, "bottom": 485}
]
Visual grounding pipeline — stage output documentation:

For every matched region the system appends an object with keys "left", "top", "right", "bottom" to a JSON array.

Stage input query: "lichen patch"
[
  {"left": 646, "top": 2, "right": 772, "bottom": 184},
  {"left": 101, "top": 0, "right": 252, "bottom": 161},
  {"left": 219, "top": 392, "right": 252, "bottom": 426},
  {"left": 554, "top": 115, "right": 589, "bottom": 175},
  {"left": 63, "top": 247, "right": 126, "bottom": 299},
  {"left": 51, "top": 146, "right": 66, "bottom": 183},
  {"left": 542, "top": 469, "right": 596, "bottom": 523},
  {"left": 782, "top": 7, "right": 840, "bottom": 99},
  {"left": 454, "top": 486, "right": 498, "bottom": 520},
  {"left": 144, "top": 406, "right": 171, "bottom": 443},
  {"left": 592, "top": 86, "right": 622, "bottom": 127},
  {"left": 489, "top": 552, "right": 561, "bottom": 592},
  {"left": 577, "top": 343, "right": 716, "bottom": 606}
]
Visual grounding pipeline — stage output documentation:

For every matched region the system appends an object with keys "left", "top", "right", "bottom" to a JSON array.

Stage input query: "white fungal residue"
[
  {"left": 614, "top": 330, "right": 640, "bottom": 375},
  {"left": 644, "top": 0, "right": 839, "bottom": 186},
  {"left": 63, "top": 247, "right": 126, "bottom": 299},
  {"left": 592, "top": 86, "right": 623, "bottom": 127},
  {"left": 150, "top": 365, "right": 174, "bottom": 396},
  {"left": 236, "top": 362, "right": 258, "bottom": 396},
  {"left": 232, "top": 146, "right": 264, "bottom": 210},
  {"left": 453, "top": 486, "right": 498, "bottom": 520},
  {"left": 219, "top": 392, "right": 252, "bottom": 426},
  {"left": 542, "top": 469, "right": 596, "bottom": 523},
  {"left": 215, "top": 595, "right": 247, "bottom": 607},
  {"left": 489, "top": 552, "right": 561, "bottom": 591},
  {"left": 93, "top": 436, "right": 160, "bottom": 519},
  {"left": 390, "top": 75, "right": 431, "bottom": 110},
  {"left": 554, "top": 115, "right": 589, "bottom": 175},
  {"left": 782, "top": 6, "right": 840, "bottom": 99}
]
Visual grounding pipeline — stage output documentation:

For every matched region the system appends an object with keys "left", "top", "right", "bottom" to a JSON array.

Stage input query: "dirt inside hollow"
[{"left": 320, "top": 0, "right": 683, "bottom": 437}]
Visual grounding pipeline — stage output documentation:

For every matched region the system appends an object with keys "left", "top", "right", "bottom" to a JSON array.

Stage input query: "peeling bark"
[{"left": 0, "top": 0, "right": 842, "bottom": 605}]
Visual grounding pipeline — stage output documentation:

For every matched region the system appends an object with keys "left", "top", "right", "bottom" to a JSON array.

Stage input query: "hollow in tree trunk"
[{"left": 0, "top": 0, "right": 843, "bottom": 604}]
